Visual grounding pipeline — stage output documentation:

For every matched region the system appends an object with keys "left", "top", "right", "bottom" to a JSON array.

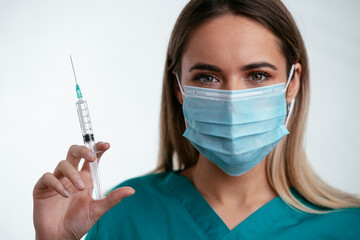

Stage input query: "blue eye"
[{"left": 195, "top": 74, "right": 217, "bottom": 83}]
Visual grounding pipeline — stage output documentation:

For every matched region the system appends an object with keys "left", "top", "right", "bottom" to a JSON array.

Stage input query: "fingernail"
[
  {"left": 63, "top": 189, "right": 70, "bottom": 197},
  {"left": 76, "top": 180, "right": 85, "bottom": 189},
  {"left": 86, "top": 152, "right": 95, "bottom": 160}
]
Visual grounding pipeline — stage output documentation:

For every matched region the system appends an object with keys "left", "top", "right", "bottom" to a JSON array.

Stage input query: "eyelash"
[
  {"left": 194, "top": 72, "right": 218, "bottom": 84},
  {"left": 193, "top": 70, "right": 272, "bottom": 85},
  {"left": 249, "top": 71, "right": 271, "bottom": 83}
]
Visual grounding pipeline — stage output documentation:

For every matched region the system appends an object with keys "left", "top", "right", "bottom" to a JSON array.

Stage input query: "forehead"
[{"left": 182, "top": 15, "right": 285, "bottom": 70}]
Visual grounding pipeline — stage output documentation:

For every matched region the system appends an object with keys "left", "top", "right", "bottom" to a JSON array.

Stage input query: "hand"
[{"left": 33, "top": 142, "right": 135, "bottom": 240}]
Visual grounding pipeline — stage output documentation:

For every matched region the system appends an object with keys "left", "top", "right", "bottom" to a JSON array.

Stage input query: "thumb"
[{"left": 90, "top": 187, "right": 135, "bottom": 222}]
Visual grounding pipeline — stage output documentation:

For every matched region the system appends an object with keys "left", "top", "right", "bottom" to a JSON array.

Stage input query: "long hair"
[{"left": 155, "top": 0, "right": 360, "bottom": 213}]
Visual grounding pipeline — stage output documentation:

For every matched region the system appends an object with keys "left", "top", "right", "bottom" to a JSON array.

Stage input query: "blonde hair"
[{"left": 155, "top": 0, "right": 360, "bottom": 213}]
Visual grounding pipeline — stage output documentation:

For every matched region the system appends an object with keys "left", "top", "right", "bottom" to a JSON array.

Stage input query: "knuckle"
[
  {"left": 55, "top": 181, "right": 63, "bottom": 190},
  {"left": 58, "top": 160, "right": 68, "bottom": 168},
  {"left": 70, "top": 172, "right": 80, "bottom": 180},
  {"left": 106, "top": 191, "right": 113, "bottom": 203},
  {"left": 80, "top": 147, "right": 90, "bottom": 157},
  {"left": 41, "top": 172, "right": 52, "bottom": 181},
  {"left": 68, "top": 144, "right": 78, "bottom": 152}
]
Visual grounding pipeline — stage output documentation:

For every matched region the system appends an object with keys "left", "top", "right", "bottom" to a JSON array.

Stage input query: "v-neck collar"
[{"left": 163, "top": 171, "right": 295, "bottom": 240}]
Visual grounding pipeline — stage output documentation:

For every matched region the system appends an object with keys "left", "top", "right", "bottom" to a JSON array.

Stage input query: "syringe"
[{"left": 70, "top": 55, "right": 103, "bottom": 200}]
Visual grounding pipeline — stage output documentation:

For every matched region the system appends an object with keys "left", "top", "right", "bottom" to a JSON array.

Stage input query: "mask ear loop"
[
  {"left": 283, "top": 64, "right": 295, "bottom": 128},
  {"left": 175, "top": 74, "right": 188, "bottom": 129},
  {"left": 283, "top": 64, "right": 295, "bottom": 93},
  {"left": 175, "top": 74, "right": 185, "bottom": 96}
]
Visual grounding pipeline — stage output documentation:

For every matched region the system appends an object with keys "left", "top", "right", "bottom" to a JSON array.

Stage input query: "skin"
[
  {"left": 174, "top": 15, "right": 301, "bottom": 230},
  {"left": 33, "top": 142, "right": 135, "bottom": 239}
]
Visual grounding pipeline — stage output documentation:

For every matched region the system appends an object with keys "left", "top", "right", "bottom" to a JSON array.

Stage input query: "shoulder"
[
  {"left": 294, "top": 189, "right": 360, "bottom": 223},
  {"left": 266, "top": 204, "right": 360, "bottom": 239},
  {"left": 283, "top": 190, "right": 360, "bottom": 239},
  {"left": 297, "top": 207, "right": 360, "bottom": 239},
  {"left": 304, "top": 207, "right": 360, "bottom": 225}
]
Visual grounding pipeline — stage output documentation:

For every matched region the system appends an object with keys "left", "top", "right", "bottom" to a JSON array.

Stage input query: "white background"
[{"left": 0, "top": 0, "right": 359, "bottom": 238}]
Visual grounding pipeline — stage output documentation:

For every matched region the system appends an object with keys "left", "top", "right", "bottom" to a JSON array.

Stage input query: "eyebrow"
[
  {"left": 241, "top": 62, "right": 278, "bottom": 71},
  {"left": 189, "top": 63, "right": 222, "bottom": 72},
  {"left": 188, "top": 61, "right": 278, "bottom": 73}
]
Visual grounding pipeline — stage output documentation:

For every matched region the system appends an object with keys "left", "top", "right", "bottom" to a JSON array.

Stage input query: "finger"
[
  {"left": 66, "top": 145, "right": 96, "bottom": 167},
  {"left": 34, "top": 172, "right": 70, "bottom": 198},
  {"left": 95, "top": 142, "right": 110, "bottom": 161},
  {"left": 90, "top": 187, "right": 135, "bottom": 222},
  {"left": 53, "top": 160, "right": 85, "bottom": 191},
  {"left": 81, "top": 142, "right": 110, "bottom": 172}
]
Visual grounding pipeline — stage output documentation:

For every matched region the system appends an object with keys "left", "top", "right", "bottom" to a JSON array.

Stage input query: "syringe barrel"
[
  {"left": 85, "top": 140, "right": 103, "bottom": 200},
  {"left": 76, "top": 99, "right": 103, "bottom": 200},
  {"left": 76, "top": 99, "right": 94, "bottom": 140}
]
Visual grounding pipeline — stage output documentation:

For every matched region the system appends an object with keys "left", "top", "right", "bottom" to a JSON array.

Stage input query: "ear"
[
  {"left": 286, "top": 62, "right": 301, "bottom": 103},
  {"left": 173, "top": 72, "right": 184, "bottom": 105}
]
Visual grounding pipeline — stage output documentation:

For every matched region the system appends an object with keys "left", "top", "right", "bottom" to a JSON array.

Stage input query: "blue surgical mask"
[{"left": 176, "top": 65, "right": 295, "bottom": 176}]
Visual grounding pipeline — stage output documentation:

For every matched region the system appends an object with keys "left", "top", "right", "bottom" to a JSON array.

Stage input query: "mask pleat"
[{"left": 184, "top": 125, "right": 288, "bottom": 155}]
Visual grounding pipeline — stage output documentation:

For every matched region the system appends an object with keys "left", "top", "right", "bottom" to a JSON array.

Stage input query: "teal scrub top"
[{"left": 85, "top": 171, "right": 360, "bottom": 239}]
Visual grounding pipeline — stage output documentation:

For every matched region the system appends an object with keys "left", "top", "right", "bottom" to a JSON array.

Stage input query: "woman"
[{"left": 33, "top": 0, "right": 360, "bottom": 239}]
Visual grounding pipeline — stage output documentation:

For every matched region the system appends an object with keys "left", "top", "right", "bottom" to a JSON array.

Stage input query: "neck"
[{"left": 181, "top": 154, "right": 277, "bottom": 207}]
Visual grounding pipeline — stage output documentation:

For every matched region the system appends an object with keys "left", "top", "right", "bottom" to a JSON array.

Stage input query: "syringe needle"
[
  {"left": 69, "top": 54, "right": 78, "bottom": 84},
  {"left": 70, "top": 55, "right": 83, "bottom": 99}
]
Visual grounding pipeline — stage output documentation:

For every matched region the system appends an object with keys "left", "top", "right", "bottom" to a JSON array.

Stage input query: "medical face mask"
[{"left": 176, "top": 65, "right": 295, "bottom": 176}]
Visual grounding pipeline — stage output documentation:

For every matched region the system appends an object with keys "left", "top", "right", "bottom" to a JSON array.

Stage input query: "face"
[{"left": 176, "top": 15, "right": 300, "bottom": 103}]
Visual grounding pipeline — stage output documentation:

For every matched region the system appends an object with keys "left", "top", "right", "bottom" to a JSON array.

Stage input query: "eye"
[
  {"left": 249, "top": 71, "right": 270, "bottom": 82},
  {"left": 194, "top": 74, "right": 218, "bottom": 83}
]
